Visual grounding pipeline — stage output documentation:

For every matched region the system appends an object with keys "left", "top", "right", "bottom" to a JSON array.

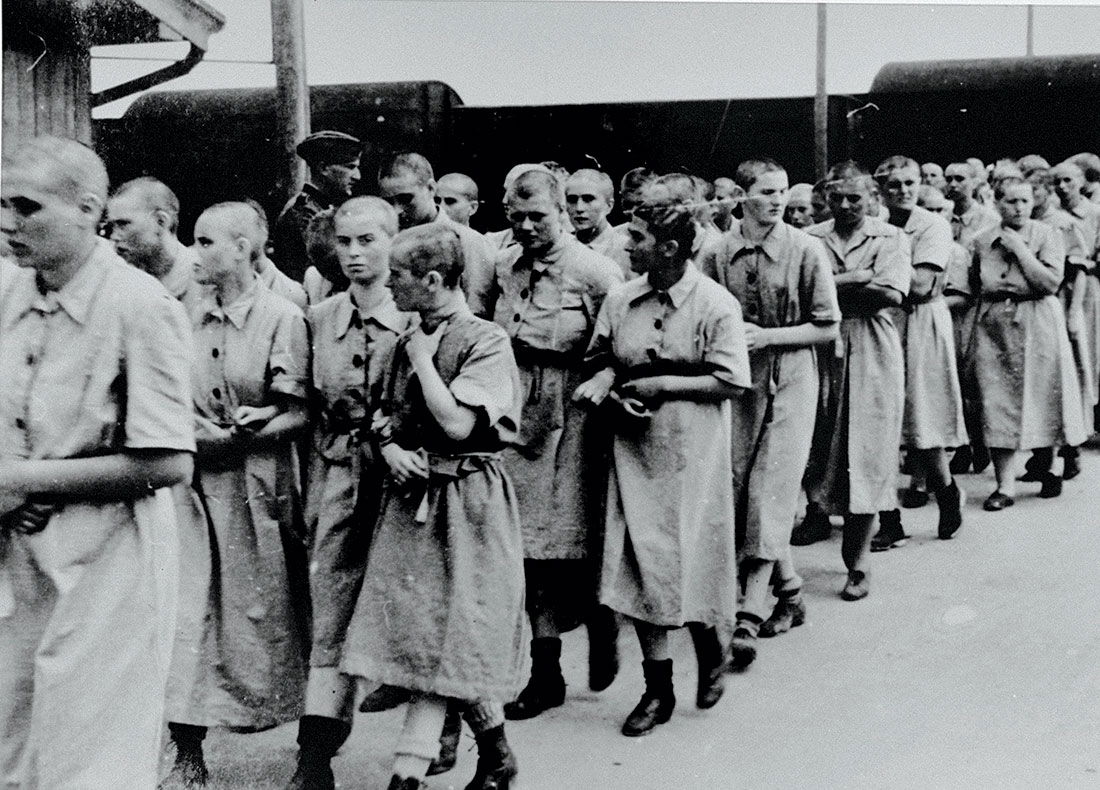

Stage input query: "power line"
[{"left": 92, "top": 55, "right": 273, "bottom": 65}]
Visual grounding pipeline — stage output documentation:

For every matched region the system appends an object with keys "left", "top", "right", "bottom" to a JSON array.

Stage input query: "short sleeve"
[
  {"left": 911, "top": 216, "right": 953, "bottom": 272},
  {"left": 696, "top": 242, "right": 721, "bottom": 283},
  {"left": 702, "top": 290, "right": 752, "bottom": 389},
  {"left": 581, "top": 254, "right": 625, "bottom": 326},
  {"left": 870, "top": 231, "right": 913, "bottom": 297},
  {"left": 801, "top": 238, "right": 842, "bottom": 324},
  {"left": 449, "top": 325, "right": 521, "bottom": 434},
  {"left": 123, "top": 291, "right": 196, "bottom": 452},
  {"left": 583, "top": 295, "right": 617, "bottom": 374},
  {"left": 943, "top": 244, "right": 973, "bottom": 298},
  {"left": 1036, "top": 223, "right": 1066, "bottom": 281},
  {"left": 270, "top": 306, "right": 310, "bottom": 401},
  {"left": 1062, "top": 222, "right": 1091, "bottom": 274}
]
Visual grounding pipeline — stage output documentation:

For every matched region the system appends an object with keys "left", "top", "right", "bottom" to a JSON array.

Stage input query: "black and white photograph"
[{"left": 2, "top": 1, "right": 1099, "bottom": 788}]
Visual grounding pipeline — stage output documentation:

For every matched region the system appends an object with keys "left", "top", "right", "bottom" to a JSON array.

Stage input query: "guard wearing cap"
[{"left": 273, "top": 130, "right": 362, "bottom": 281}]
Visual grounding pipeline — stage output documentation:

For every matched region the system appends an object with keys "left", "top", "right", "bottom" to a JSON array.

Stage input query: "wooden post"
[
  {"left": 814, "top": 3, "right": 828, "bottom": 180},
  {"left": 271, "top": 0, "right": 309, "bottom": 208},
  {"left": 1026, "top": 5, "right": 1035, "bottom": 56}
]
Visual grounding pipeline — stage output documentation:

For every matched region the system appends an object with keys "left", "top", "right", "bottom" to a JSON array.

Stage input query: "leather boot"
[
  {"left": 1019, "top": 447, "right": 1053, "bottom": 482},
  {"left": 621, "top": 659, "right": 675, "bottom": 737},
  {"left": 160, "top": 724, "right": 208, "bottom": 790},
  {"left": 386, "top": 777, "right": 423, "bottom": 790},
  {"left": 464, "top": 725, "right": 518, "bottom": 790},
  {"left": 687, "top": 624, "right": 725, "bottom": 709},
  {"left": 586, "top": 605, "right": 620, "bottom": 692},
  {"left": 426, "top": 703, "right": 462, "bottom": 776},
  {"left": 936, "top": 480, "right": 965, "bottom": 540},
  {"left": 283, "top": 715, "right": 351, "bottom": 790},
  {"left": 790, "top": 502, "right": 831, "bottom": 546},
  {"left": 728, "top": 613, "right": 761, "bottom": 672},
  {"left": 759, "top": 589, "right": 806, "bottom": 638},
  {"left": 503, "top": 638, "right": 565, "bottom": 720}
]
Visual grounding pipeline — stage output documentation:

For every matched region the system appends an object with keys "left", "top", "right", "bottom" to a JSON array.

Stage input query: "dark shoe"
[
  {"left": 790, "top": 504, "right": 832, "bottom": 546},
  {"left": 759, "top": 593, "right": 806, "bottom": 638},
  {"left": 936, "top": 481, "right": 965, "bottom": 540},
  {"left": 586, "top": 606, "right": 620, "bottom": 692},
  {"left": 621, "top": 659, "right": 675, "bottom": 737},
  {"left": 687, "top": 624, "right": 725, "bottom": 709},
  {"left": 982, "top": 491, "right": 1015, "bottom": 511},
  {"left": 386, "top": 777, "right": 422, "bottom": 790},
  {"left": 464, "top": 725, "right": 518, "bottom": 790},
  {"left": 727, "top": 628, "right": 758, "bottom": 672},
  {"left": 1038, "top": 473, "right": 1063, "bottom": 499},
  {"left": 1062, "top": 451, "right": 1082, "bottom": 481},
  {"left": 1019, "top": 448, "right": 1053, "bottom": 482},
  {"left": 949, "top": 445, "right": 972, "bottom": 475},
  {"left": 971, "top": 445, "right": 991, "bottom": 474},
  {"left": 504, "top": 638, "right": 565, "bottom": 720},
  {"left": 900, "top": 487, "right": 930, "bottom": 508},
  {"left": 870, "top": 510, "right": 908, "bottom": 552},
  {"left": 358, "top": 684, "right": 411, "bottom": 713},
  {"left": 284, "top": 716, "right": 350, "bottom": 790},
  {"left": 840, "top": 570, "right": 869, "bottom": 601},
  {"left": 427, "top": 704, "right": 462, "bottom": 776},
  {"left": 161, "top": 724, "right": 208, "bottom": 790}
]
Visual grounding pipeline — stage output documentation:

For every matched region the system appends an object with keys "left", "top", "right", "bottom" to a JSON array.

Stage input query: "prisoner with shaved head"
[
  {"left": 437, "top": 172, "right": 481, "bottom": 227},
  {"left": 566, "top": 168, "right": 631, "bottom": 276},
  {"left": 784, "top": 183, "right": 815, "bottom": 229},
  {"left": 378, "top": 152, "right": 498, "bottom": 315},
  {"left": 485, "top": 168, "right": 624, "bottom": 720},
  {"left": 1, "top": 135, "right": 194, "bottom": 788}
]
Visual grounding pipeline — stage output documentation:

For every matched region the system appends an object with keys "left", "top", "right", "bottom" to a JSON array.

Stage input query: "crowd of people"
[{"left": 2, "top": 131, "right": 1099, "bottom": 790}]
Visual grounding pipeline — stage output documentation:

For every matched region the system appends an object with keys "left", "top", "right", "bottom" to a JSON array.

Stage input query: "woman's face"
[{"left": 334, "top": 211, "right": 392, "bottom": 285}]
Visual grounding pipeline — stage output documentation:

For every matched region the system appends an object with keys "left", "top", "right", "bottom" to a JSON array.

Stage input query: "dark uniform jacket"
[{"left": 273, "top": 183, "right": 331, "bottom": 281}]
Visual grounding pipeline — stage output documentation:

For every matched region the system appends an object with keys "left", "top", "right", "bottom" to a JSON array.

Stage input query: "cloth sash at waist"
[
  {"left": 511, "top": 339, "right": 583, "bottom": 370},
  {"left": 399, "top": 451, "right": 504, "bottom": 523}
]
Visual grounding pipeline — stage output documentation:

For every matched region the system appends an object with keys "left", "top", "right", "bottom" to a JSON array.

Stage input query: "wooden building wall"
[{"left": 2, "top": 2, "right": 92, "bottom": 150}]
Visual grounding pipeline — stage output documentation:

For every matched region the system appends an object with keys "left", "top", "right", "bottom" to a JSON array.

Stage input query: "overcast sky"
[{"left": 91, "top": 1, "right": 1100, "bottom": 117}]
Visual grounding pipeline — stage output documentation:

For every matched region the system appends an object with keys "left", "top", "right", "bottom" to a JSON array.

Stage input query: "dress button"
[
  {"left": 212, "top": 387, "right": 222, "bottom": 400},
  {"left": 513, "top": 313, "right": 521, "bottom": 322},
  {"left": 211, "top": 348, "right": 219, "bottom": 358},
  {"left": 26, "top": 354, "right": 35, "bottom": 366},
  {"left": 747, "top": 271, "right": 757, "bottom": 284},
  {"left": 647, "top": 348, "right": 658, "bottom": 360},
  {"left": 654, "top": 319, "right": 663, "bottom": 330},
  {"left": 520, "top": 289, "right": 529, "bottom": 299},
  {"left": 352, "top": 354, "right": 364, "bottom": 368},
  {"left": 14, "top": 417, "right": 26, "bottom": 430}
]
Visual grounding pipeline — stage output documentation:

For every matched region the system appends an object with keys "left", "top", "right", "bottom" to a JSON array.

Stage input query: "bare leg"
[
  {"left": 990, "top": 448, "right": 1019, "bottom": 497},
  {"left": 392, "top": 695, "right": 447, "bottom": 781}
]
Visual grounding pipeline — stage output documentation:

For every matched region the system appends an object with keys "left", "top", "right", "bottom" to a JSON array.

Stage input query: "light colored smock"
[
  {"left": 258, "top": 254, "right": 308, "bottom": 310},
  {"left": 0, "top": 243, "right": 193, "bottom": 789},
  {"left": 967, "top": 222, "right": 1086, "bottom": 449},
  {"left": 1065, "top": 200, "right": 1100, "bottom": 396},
  {"left": 304, "top": 290, "right": 412, "bottom": 667},
  {"left": 303, "top": 265, "right": 340, "bottom": 306},
  {"left": 899, "top": 206, "right": 968, "bottom": 449},
  {"left": 342, "top": 309, "right": 526, "bottom": 701},
  {"left": 167, "top": 276, "right": 310, "bottom": 730},
  {"left": 490, "top": 237, "right": 623, "bottom": 560},
  {"left": 699, "top": 222, "right": 840, "bottom": 561},
  {"left": 583, "top": 221, "right": 633, "bottom": 279},
  {"left": 806, "top": 217, "right": 912, "bottom": 514},
  {"left": 586, "top": 265, "right": 751, "bottom": 627},
  {"left": 434, "top": 209, "right": 501, "bottom": 318}
]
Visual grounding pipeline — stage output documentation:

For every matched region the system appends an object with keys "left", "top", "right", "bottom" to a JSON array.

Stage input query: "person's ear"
[
  {"left": 78, "top": 193, "right": 105, "bottom": 227},
  {"left": 153, "top": 209, "right": 172, "bottom": 230},
  {"left": 657, "top": 239, "right": 679, "bottom": 259},
  {"left": 423, "top": 269, "right": 444, "bottom": 290},
  {"left": 469, "top": 200, "right": 479, "bottom": 217}
]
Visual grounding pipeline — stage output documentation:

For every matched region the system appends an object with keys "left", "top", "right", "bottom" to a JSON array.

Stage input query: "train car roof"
[
  {"left": 121, "top": 80, "right": 464, "bottom": 120},
  {"left": 871, "top": 53, "right": 1100, "bottom": 94}
]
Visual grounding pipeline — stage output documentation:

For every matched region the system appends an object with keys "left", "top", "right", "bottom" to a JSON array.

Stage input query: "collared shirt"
[
  {"left": 970, "top": 220, "right": 1065, "bottom": 297},
  {"left": 699, "top": 220, "right": 840, "bottom": 330},
  {"left": 491, "top": 235, "right": 623, "bottom": 356},
  {"left": 257, "top": 254, "right": 308, "bottom": 309},
  {"left": 0, "top": 238, "right": 194, "bottom": 461},
  {"left": 431, "top": 208, "right": 501, "bottom": 317},
  {"left": 273, "top": 182, "right": 331, "bottom": 281},
  {"left": 582, "top": 221, "right": 633, "bottom": 279},
  {"left": 585, "top": 263, "right": 751, "bottom": 388},
  {"left": 308, "top": 288, "right": 412, "bottom": 456},
  {"left": 807, "top": 216, "right": 913, "bottom": 310},
  {"left": 191, "top": 273, "right": 309, "bottom": 426},
  {"left": 951, "top": 201, "right": 1001, "bottom": 250}
]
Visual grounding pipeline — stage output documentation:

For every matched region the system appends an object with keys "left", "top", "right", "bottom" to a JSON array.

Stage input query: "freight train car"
[{"left": 92, "top": 53, "right": 1099, "bottom": 240}]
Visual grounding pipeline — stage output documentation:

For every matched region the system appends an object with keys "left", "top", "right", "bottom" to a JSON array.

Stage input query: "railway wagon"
[{"left": 92, "top": 53, "right": 1099, "bottom": 240}]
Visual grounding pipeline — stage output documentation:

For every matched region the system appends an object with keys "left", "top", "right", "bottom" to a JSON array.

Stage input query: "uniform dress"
[
  {"left": 342, "top": 306, "right": 527, "bottom": 703},
  {"left": 1035, "top": 204, "right": 1096, "bottom": 432},
  {"left": 259, "top": 255, "right": 308, "bottom": 310},
  {"left": 1064, "top": 200, "right": 1100, "bottom": 397},
  {"left": 305, "top": 290, "right": 412, "bottom": 672},
  {"left": 166, "top": 275, "right": 311, "bottom": 731},
  {"left": 585, "top": 264, "right": 751, "bottom": 627},
  {"left": 966, "top": 222, "right": 1086, "bottom": 449},
  {"left": 488, "top": 236, "right": 623, "bottom": 626},
  {"left": 0, "top": 241, "right": 193, "bottom": 788},
  {"left": 699, "top": 221, "right": 840, "bottom": 562},
  {"left": 898, "top": 206, "right": 968, "bottom": 449},
  {"left": 274, "top": 183, "right": 331, "bottom": 281},
  {"left": 584, "top": 221, "right": 633, "bottom": 279},
  {"left": 432, "top": 209, "right": 500, "bottom": 319},
  {"left": 806, "top": 217, "right": 912, "bottom": 515}
]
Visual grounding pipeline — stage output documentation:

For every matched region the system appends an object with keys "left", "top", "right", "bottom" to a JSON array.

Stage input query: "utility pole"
[
  {"left": 1026, "top": 5, "right": 1035, "bottom": 56},
  {"left": 271, "top": 0, "right": 309, "bottom": 209},
  {"left": 814, "top": 3, "right": 828, "bottom": 180}
]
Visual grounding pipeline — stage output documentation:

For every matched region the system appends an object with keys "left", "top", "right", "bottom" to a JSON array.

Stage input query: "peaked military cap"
[{"left": 295, "top": 130, "right": 362, "bottom": 165}]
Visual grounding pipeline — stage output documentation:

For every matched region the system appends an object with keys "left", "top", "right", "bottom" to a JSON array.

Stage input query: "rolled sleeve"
[
  {"left": 704, "top": 296, "right": 752, "bottom": 389},
  {"left": 448, "top": 327, "right": 519, "bottom": 432},
  {"left": 871, "top": 232, "right": 913, "bottom": 298},
  {"left": 802, "top": 240, "right": 842, "bottom": 324},
  {"left": 123, "top": 292, "right": 196, "bottom": 452},
  {"left": 270, "top": 308, "right": 310, "bottom": 401},
  {"left": 912, "top": 217, "right": 953, "bottom": 272}
]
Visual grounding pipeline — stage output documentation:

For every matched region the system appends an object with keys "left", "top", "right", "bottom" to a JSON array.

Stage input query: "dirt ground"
[{"left": 193, "top": 454, "right": 1100, "bottom": 789}]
